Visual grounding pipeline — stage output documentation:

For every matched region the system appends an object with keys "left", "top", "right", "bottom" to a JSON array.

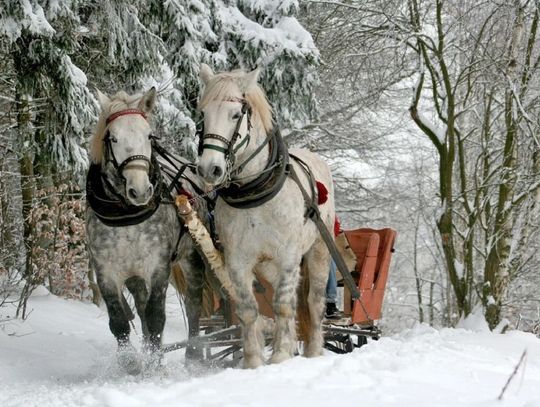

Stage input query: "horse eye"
[
  {"left": 232, "top": 112, "right": 242, "bottom": 120},
  {"left": 109, "top": 135, "right": 118, "bottom": 143}
]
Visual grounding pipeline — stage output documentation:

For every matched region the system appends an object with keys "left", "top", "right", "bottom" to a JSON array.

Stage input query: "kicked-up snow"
[{"left": 0, "top": 287, "right": 539, "bottom": 407}]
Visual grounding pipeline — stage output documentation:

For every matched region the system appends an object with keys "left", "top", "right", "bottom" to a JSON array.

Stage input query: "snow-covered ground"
[{"left": 1, "top": 288, "right": 539, "bottom": 407}]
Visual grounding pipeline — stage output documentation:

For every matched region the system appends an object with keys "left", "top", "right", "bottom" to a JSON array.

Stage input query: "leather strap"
[
  {"left": 287, "top": 156, "right": 363, "bottom": 302},
  {"left": 106, "top": 109, "right": 147, "bottom": 125}
]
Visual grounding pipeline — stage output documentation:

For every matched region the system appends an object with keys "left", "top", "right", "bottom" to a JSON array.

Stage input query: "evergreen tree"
[
  {"left": 0, "top": 0, "right": 321, "bottom": 294},
  {"left": 2, "top": 0, "right": 96, "bottom": 174},
  {"left": 156, "top": 0, "right": 319, "bottom": 132}
]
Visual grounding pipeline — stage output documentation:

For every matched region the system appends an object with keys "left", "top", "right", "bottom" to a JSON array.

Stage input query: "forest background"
[{"left": 0, "top": 0, "right": 538, "bottom": 334}]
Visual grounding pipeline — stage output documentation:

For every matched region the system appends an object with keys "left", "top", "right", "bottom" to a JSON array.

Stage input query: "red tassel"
[{"left": 316, "top": 181, "right": 328, "bottom": 205}]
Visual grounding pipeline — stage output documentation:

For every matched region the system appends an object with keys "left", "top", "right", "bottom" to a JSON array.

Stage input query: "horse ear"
[
  {"left": 138, "top": 87, "right": 157, "bottom": 114},
  {"left": 200, "top": 64, "right": 214, "bottom": 84},
  {"left": 95, "top": 89, "right": 110, "bottom": 108},
  {"left": 240, "top": 67, "right": 261, "bottom": 93}
]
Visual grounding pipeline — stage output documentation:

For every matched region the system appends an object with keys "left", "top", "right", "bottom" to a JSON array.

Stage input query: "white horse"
[{"left": 196, "top": 64, "right": 335, "bottom": 368}]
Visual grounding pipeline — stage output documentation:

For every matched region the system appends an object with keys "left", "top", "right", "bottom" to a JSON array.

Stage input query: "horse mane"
[
  {"left": 198, "top": 70, "right": 274, "bottom": 134},
  {"left": 90, "top": 91, "right": 146, "bottom": 164}
]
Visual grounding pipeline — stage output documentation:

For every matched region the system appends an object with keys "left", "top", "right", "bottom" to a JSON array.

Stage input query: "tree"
[{"left": 302, "top": 0, "right": 540, "bottom": 329}]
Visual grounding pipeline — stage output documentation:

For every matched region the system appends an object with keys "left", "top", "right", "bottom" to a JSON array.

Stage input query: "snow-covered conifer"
[
  {"left": 159, "top": 0, "right": 319, "bottom": 129},
  {"left": 1, "top": 0, "right": 95, "bottom": 173}
]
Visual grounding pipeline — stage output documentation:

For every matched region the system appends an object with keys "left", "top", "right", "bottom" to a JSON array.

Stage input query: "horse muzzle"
[
  {"left": 197, "top": 162, "right": 225, "bottom": 186},
  {"left": 126, "top": 179, "right": 154, "bottom": 206}
]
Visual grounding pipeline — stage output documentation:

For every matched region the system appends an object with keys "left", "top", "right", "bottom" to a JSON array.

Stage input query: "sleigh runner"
[{"left": 166, "top": 195, "right": 396, "bottom": 361}]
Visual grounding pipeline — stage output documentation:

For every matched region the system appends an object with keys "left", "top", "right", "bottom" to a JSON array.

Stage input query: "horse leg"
[
  {"left": 303, "top": 239, "right": 330, "bottom": 358},
  {"left": 144, "top": 265, "right": 169, "bottom": 354},
  {"left": 96, "top": 272, "right": 141, "bottom": 375},
  {"left": 270, "top": 264, "right": 301, "bottom": 364},
  {"left": 230, "top": 265, "right": 264, "bottom": 368},
  {"left": 179, "top": 249, "right": 205, "bottom": 362},
  {"left": 125, "top": 276, "right": 149, "bottom": 337}
]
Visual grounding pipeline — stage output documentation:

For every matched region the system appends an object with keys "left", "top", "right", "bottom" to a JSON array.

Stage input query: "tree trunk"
[
  {"left": 483, "top": 5, "right": 524, "bottom": 330},
  {"left": 16, "top": 93, "right": 35, "bottom": 279}
]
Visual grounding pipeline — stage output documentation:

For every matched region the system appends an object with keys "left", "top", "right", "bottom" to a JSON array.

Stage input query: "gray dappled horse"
[{"left": 86, "top": 88, "right": 207, "bottom": 374}]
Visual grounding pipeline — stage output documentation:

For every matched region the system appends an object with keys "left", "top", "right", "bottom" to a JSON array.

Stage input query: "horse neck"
[{"left": 232, "top": 122, "right": 270, "bottom": 185}]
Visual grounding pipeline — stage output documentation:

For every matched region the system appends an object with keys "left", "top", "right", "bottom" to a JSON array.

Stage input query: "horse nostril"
[
  {"left": 211, "top": 166, "right": 223, "bottom": 178},
  {"left": 128, "top": 188, "right": 138, "bottom": 199},
  {"left": 146, "top": 185, "right": 153, "bottom": 197}
]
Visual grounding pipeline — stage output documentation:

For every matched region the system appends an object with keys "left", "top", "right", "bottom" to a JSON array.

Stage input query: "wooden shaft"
[{"left": 175, "top": 195, "right": 237, "bottom": 302}]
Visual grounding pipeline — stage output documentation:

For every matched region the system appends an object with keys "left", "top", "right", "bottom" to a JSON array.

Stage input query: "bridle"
[
  {"left": 104, "top": 108, "right": 154, "bottom": 177},
  {"left": 197, "top": 97, "right": 252, "bottom": 177}
]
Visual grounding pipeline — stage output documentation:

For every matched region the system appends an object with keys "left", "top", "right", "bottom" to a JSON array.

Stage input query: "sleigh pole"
[{"left": 174, "top": 195, "right": 237, "bottom": 302}]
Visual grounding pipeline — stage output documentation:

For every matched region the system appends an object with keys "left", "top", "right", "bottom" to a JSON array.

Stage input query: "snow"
[
  {"left": 0, "top": 1, "right": 55, "bottom": 42},
  {"left": 455, "top": 259, "right": 464, "bottom": 280},
  {"left": 456, "top": 306, "right": 491, "bottom": 332},
  {"left": 22, "top": 0, "right": 55, "bottom": 36},
  {"left": 218, "top": 4, "right": 318, "bottom": 62},
  {"left": 416, "top": 110, "right": 446, "bottom": 144},
  {"left": 1, "top": 289, "right": 540, "bottom": 407}
]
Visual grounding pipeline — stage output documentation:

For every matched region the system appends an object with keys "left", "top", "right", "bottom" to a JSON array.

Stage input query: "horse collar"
[
  {"left": 218, "top": 127, "right": 290, "bottom": 209},
  {"left": 86, "top": 154, "right": 166, "bottom": 227}
]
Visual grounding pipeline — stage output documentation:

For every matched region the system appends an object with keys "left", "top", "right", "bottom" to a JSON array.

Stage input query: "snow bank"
[{"left": 1, "top": 291, "right": 539, "bottom": 407}]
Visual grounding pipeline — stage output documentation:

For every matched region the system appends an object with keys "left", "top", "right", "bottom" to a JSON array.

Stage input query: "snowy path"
[{"left": 1, "top": 288, "right": 539, "bottom": 407}]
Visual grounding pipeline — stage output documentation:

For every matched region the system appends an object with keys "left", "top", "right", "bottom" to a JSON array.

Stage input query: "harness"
[
  {"left": 198, "top": 98, "right": 289, "bottom": 209},
  {"left": 86, "top": 109, "right": 193, "bottom": 254},
  {"left": 86, "top": 153, "right": 167, "bottom": 227},
  {"left": 286, "top": 156, "right": 362, "bottom": 301},
  {"left": 198, "top": 96, "right": 252, "bottom": 161},
  {"left": 103, "top": 109, "right": 153, "bottom": 176},
  {"left": 219, "top": 127, "right": 289, "bottom": 209}
]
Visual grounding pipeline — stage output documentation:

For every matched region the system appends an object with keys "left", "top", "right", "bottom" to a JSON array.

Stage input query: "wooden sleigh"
[{"left": 166, "top": 220, "right": 397, "bottom": 362}]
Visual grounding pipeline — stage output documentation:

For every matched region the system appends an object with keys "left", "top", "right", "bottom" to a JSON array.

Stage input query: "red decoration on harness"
[
  {"left": 316, "top": 181, "right": 328, "bottom": 205},
  {"left": 334, "top": 217, "right": 341, "bottom": 237},
  {"left": 106, "top": 109, "right": 147, "bottom": 125}
]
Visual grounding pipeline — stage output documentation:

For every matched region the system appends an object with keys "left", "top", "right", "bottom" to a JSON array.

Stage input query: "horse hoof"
[
  {"left": 142, "top": 347, "right": 164, "bottom": 372},
  {"left": 269, "top": 351, "right": 292, "bottom": 364},
  {"left": 117, "top": 347, "right": 142, "bottom": 375},
  {"left": 304, "top": 347, "right": 324, "bottom": 358},
  {"left": 243, "top": 356, "right": 264, "bottom": 369}
]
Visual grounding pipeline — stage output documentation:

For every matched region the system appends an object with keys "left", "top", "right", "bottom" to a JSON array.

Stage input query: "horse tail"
[
  {"left": 170, "top": 263, "right": 216, "bottom": 317},
  {"left": 170, "top": 263, "right": 187, "bottom": 295},
  {"left": 296, "top": 259, "right": 311, "bottom": 342}
]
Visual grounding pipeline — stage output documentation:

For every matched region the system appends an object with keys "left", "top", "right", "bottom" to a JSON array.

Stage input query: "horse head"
[
  {"left": 91, "top": 88, "right": 157, "bottom": 206},
  {"left": 196, "top": 64, "right": 273, "bottom": 186}
]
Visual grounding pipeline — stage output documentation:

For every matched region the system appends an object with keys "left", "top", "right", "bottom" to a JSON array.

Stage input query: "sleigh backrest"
[{"left": 343, "top": 228, "right": 397, "bottom": 324}]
